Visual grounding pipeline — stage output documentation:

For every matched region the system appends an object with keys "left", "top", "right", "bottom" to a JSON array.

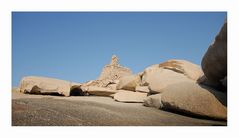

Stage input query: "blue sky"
[{"left": 12, "top": 12, "right": 226, "bottom": 86}]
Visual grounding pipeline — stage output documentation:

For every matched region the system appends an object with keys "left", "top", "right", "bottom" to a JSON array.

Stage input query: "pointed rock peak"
[
  {"left": 110, "top": 55, "right": 119, "bottom": 66},
  {"left": 98, "top": 55, "right": 132, "bottom": 80}
]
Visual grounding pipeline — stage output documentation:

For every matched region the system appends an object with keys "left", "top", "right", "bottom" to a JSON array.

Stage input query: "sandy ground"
[{"left": 12, "top": 91, "right": 227, "bottom": 126}]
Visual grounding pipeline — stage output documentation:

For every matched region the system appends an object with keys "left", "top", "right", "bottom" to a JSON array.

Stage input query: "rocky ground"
[{"left": 12, "top": 91, "right": 226, "bottom": 126}]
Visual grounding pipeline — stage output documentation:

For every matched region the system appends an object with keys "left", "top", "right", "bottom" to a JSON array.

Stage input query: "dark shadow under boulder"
[{"left": 70, "top": 87, "right": 85, "bottom": 96}]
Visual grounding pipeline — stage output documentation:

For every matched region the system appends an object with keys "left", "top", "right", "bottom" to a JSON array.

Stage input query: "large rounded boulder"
[
  {"left": 141, "top": 59, "right": 203, "bottom": 93},
  {"left": 143, "top": 81, "right": 227, "bottom": 120},
  {"left": 201, "top": 20, "right": 227, "bottom": 85},
  {"left": 161, "top": 81, "right": 227, "bottom": 120}
]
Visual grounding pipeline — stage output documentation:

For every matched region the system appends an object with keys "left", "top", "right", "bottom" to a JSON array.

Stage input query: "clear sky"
[{"left": 12, "top": 12, "right": 226, "bottom": 86}]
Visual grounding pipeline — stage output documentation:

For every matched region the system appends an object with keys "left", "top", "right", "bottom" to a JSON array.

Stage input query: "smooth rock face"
[
  {"left": 141, "top": 59, "right": 203, "bottom": 93},
  {"left": 145, "top": 68, "right": 192, "bottom": 93},
  {"left": 143, "top": 94, "right": 163, "bottom": 109},
  {"left": 142, "top": 60, "right": 203, "bottom": 85},
  {"left": 116, "top": 75, "right": 141, "bottom": 91},
  {"left": 201, "top": 21, "right": 227, "bottom": 84},
  {"left": 135, "top": 86, "right": 150, "bottom": 93},
  {"left": 85, "top": 86, "right": 118, "bottom": 97},
  {"left": 161, "top": 81, "right": 227, "bottom": 120},
  {"left": 158, "top": 59, "right": 203, "bottom": 80},
  {"left": 114, "top": 90, "right": 147, "bottom": 103},
  {"left": 19, "top": 76, "right": 72, "bottom": 96}
]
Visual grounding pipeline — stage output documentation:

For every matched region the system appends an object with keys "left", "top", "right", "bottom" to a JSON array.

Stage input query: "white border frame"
[{"left": 1, "top": 0, "right": 239, "bottom": 138}]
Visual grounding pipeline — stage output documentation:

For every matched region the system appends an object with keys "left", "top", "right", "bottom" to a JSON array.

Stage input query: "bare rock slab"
[
  {"left": 114, "top": 90, "right": 147, "bottom": 103},
  {"left": 85, "top": 86, "right": 118, "bottom": 97},
  {"left": 135, "top": 86, "right": 150, "bottom": 93}
]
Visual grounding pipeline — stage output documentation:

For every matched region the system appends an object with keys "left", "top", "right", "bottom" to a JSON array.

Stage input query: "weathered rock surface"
[
  {"left": 144, "top": 68, "right": 192, "bottom": 94},
  {"left": 84, "top": 86, "right": 118, "bottom": 97},
  {"left": 82, "top": 55, "right": 132, "bottom": 90},
  {"left": 12, "top": 92, "right": 227, "bottom": 126},
  {"left": 143, "top": 94, "right": 163, "bottom": 109},
  {"left": 19, "top": 76, "right": 72, "bottom": 96},
  {"left": 114, "top": 90, "right": 147, "bottom": 103},
  {"left": 135, "top": 86, "right": 150, "bottom": 93},
  {"left": 141, "top": 59, "right": 203, "bottom": 93},
  {"left": 201, "top": 20, "right": 227, "bottom": 85},
  {"left": 116, "top": 75, "right": 141, "bottom": 91},
  {"left": 161, "top": 81, "right": 227, "bottom": 120},
  {"left": 98, "top": 55, "right": 132, "bottom": 81},
  {"left": 142, "top": 60, "right": 203, "bottom": 84}
]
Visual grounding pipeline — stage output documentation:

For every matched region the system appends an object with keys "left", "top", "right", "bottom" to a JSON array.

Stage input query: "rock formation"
[
  {"left": 98, "top": 55, "right": 132, "bottom": 81},
  {"left": 81, "top": 55, "right": 132, "bottom": 90},
  {"left": 142, "top": 21, "right": 227, "bottom": 120},
  {"left": 116, "top": 74, "right": 141, "bottom": 91},
  {"left": 143, "top": 94, "right": 163, "bottom": 109},
  {"left": 144, "top": 80, "right": 227, "bottom": 120},
  {"left": 114, "top": 90, "right": 147, "bottom": 103},
  {"left": 16, "top": 25, "right": 228, "bottom": 122},
  {"left": 141, "top": 59, "right": 203, "bottom": 94},
  {"left": 142, "top": 59, "right": 203, "bottom": 83},
  {"left": 135, "top": 86, "right": 150, "bottom": 93},
  {"left": 161, "top": 81, "right": 227, "bottom": 120},
  {"left": 200, "top": 20, "right": 227, "bottom": 89},
  {"left": 19, "top": 76, "right": 82, "bottom": 96},
  {"left": 82, "top": 86, "right": 118, "bottom": 96}
]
